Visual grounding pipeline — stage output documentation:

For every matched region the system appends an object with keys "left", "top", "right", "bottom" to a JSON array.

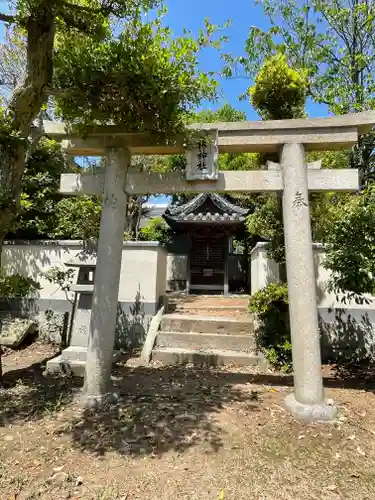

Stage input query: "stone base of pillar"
[
  {"left": 82, "top": 391, "right": 119, "bottom": 410},
  {"left": 45, "top": 347, "right": 121, "bottom": 377},
  {"left": 284, "top": 393, "right": 337, "bottom": 422}
]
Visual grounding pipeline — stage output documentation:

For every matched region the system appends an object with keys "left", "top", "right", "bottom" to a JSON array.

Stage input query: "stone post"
[
  {"left": 83, "top": 148, "right": 130, "bottom": 408},
  {"left": 281, "top": 143, "right": 336, "bottom": 421}
]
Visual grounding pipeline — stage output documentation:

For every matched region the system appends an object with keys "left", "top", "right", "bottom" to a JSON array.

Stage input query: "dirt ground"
[{"left": 1, "top": 344, "right": 375, "bottom": 500}]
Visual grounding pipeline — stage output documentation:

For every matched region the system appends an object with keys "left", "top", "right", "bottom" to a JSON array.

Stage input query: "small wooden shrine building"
[{"left": 163, "top": 193, "right": 249, "bottom": 294}]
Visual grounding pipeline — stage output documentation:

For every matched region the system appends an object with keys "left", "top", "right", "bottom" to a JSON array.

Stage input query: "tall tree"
[
  {"left": 223, "top": 0, "right": 375, "bottom": 182},
  {"left": 0, "top": 0, "right": 221, "bottom": 253}
]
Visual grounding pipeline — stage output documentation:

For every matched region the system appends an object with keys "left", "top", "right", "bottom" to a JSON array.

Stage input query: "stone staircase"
[{"left": 151, "top": 295, "right": 265, "bottom": 367}]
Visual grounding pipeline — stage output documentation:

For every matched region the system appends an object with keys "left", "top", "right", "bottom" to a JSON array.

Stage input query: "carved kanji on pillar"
[{"left": 185, "top": 129, "right": 219, "bottom": 181}]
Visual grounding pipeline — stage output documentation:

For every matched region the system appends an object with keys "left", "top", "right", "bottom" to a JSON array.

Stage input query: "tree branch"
[{"left": 0, "top": 13, "right": 16, "bottom": 23}]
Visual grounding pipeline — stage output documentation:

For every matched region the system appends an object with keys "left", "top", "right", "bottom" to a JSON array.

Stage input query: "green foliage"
[
  {"left": 250, "top": 53, "right": 308, "bottom": 120},
  {"left": 54, "top": 10, "right": 222, "bottom": 135},
  {"left": 219, "top": 152, "right": 259, "bottom": 172},
  {"left": 15, "top": 139, "right": 69, "bottom": 239},
  {"left": 307, "top": 150, "right": 351, "bottom": 170},
  {"left": 0, "top": 1, "right": 227, "bottom": 246},
  {"left": 246, "top": 194, "right": 284, "bottom": 263},
  {"left": 310, "top": 192, "right": 354, "bottom": 244},
  {"left": 244, "top": 55, "right": 307, "bottom": 262},
  {"left": 0, "top": 270, "right": 40, "bottom": 298},
  {"left": 324, "top": 187, "right": 375, "bottom": 303},
  {"left": 249, "top": 282, "right": 289, "bottom": 314},
  {"left": 44, "top": 267, "right": 75, "bottom": 293},
  {"left": 226, "top": 0, "right": 375, "bottom": 182},
  {"left": 307, "top": 150, "right": 353, "bottom": 243},
  {"left": 234, "top": 0, "right": 375, "bottom": 112},
  {"left": 139, "top": 216, "right": 171, "bottom": 246},
  {"left": 193, "top": 104, "right": 246, "bottom": 123},
  {"left": 53, "top": 196, "right": 102, "bottom": 241},
  {"left": 249, "top": 282, "right": 292, "bottom": 372}
]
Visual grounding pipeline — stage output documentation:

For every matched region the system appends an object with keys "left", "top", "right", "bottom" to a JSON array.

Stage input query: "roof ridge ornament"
[{"left": 185, "top": 129, "right": 219, "bottom": 181}]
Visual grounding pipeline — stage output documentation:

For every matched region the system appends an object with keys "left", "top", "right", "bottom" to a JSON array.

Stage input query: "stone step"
[
  {"left": 152, "top": 347, "right": 265, "bottom": 367},
  {"left": 168, "top": 299, "right": 249, "bottom": 313},
  {"left": 161, "top": 314, "right": 254, "bottom": 335},
  {"left": 169, "top": 306, "right": 248, "bottom": 317},
  {"left": 156, "top": 331, "right": 255, "bottom": 352},
  {"left": 171, "top": 304, "right": 248, "bottom": 310}
]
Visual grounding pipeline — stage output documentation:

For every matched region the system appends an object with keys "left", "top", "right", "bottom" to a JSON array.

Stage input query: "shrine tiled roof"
[{"left": 163, "top": 193, "right": 249, "bottom": 225}]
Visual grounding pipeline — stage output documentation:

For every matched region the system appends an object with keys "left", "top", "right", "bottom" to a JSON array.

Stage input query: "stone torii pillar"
[
  {"left": 83, "top": 148, "right": 130, "bottom": 408},
  {"left": 281, "top": 144, "right": 335, "bottom": 421}
]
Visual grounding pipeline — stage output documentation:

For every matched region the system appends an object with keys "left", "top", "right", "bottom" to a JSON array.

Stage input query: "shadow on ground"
[
  {"left": 0, "top": 353, "right": 83, "bottom": 425},
  {"left": 2, "top": 352, "right": 375, "bottom": 459},
  {"left": 65, "top": 361, "right": 375, "bottom": 458},
  {"left": 66, "top": 363, "right": 263, "bottom": 457},
  {"left": 320, "top": 310, "right": 375, "bottom": 381}
]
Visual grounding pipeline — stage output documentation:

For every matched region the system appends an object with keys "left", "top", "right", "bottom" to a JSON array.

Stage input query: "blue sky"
[
  {"left": 152, "top": 0, "right": 328, "bottom": 203},
  {"left": 163, "top": 0, "right": 328, "bottom": 120},
  {"left": 0, "top": 0, "right": 328, "bottom": 204},
  {"left": 0, "top": 0, "right": 328, "bottom": 119}
]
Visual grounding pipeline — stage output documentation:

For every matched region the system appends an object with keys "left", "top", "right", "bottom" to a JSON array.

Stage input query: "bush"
[
  {"left": 53, "top": 196, "right": 102, "bottom": 241},
  {"left": 324, "top": 186, "right": 375, "bottom": 303},
  {"left": 139, "top": 216, "right": 171, "bottom": 246},
  {"left": 249, "top": 53, "right": 308, "bottom": 120},
  {"left": 249, "top": 282, "right": 292, "bottom": 372},
  {"left": 0, "top": 270, "right": 40, "bottom": 298},
  {"left": 246, "top": 194, "right": 285, "bottom": 263}
]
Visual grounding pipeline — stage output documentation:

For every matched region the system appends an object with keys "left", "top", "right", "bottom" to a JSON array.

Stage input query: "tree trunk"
[
  {"left": 0, "top": 8, "right": 55, "bottom": 386},
  {"left": 134, "top": 196, "right": 144, "bottom": 240},
  {"left": 0, "top": 6, "right": 55, "bottom": 255}
]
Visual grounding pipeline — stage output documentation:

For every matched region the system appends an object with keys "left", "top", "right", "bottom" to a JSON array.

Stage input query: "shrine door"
[{"left": 189, "top": 233, "right": 227, "bottom": 292}]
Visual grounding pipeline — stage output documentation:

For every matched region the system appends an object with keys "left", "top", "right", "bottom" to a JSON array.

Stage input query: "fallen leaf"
[
  {"left": 75, "top": 476, "right": 83, "bottom": 486},
  {"left": 47, "top": 472, "right": 69, "bottom": 485},
  {"left": 357, "top": 446, "right": 366, "bottom": 456},
  {"left": 327, "top": 485, "right": 337, "bottom": 491}
]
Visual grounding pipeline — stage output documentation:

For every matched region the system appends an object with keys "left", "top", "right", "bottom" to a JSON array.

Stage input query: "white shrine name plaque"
[{"left": 185, "top": 129, "right": 219, "bottom": 181}]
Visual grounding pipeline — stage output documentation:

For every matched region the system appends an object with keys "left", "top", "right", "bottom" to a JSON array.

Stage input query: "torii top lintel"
[{"left": 43, "top": 111, "right": 375, "bottom": 157}]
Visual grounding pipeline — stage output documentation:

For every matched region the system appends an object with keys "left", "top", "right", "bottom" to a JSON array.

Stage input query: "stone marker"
[{"left": 0, "top": 317, "right": 37, "bottom": 348}]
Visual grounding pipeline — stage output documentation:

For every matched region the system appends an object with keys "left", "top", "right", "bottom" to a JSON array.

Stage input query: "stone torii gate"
[{"left": 45, "top": 112, "right": 375, "bottom": 420}]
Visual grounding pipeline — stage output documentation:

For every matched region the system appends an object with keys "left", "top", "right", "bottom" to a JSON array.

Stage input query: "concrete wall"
[
  {"left": 250, "top": 242, "right": 375, "bottom": 363},
  {"left": 250, "top": 243, "right": 280, "bottom": 294},
  {"left": 250, "top": 241, "right": 375, "bottom": 310},
  {"left": 1, "top": 240, "right": 167, "bottom": 348}
]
